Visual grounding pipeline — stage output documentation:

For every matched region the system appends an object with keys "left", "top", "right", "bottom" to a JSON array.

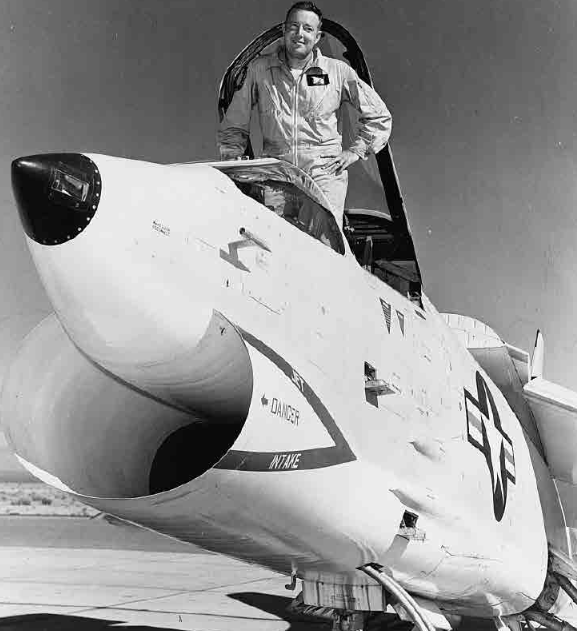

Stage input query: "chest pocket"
[
  {"left": 259, "top": 83, "right": 281, "bottom": 115},
  {"left": 304, "top": 83, "right": 341, "bottom": 120}
]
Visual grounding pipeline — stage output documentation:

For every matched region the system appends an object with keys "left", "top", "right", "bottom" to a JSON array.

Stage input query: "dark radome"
[{"left": 11, "top": 153, "right": 101, "bottom": 246}]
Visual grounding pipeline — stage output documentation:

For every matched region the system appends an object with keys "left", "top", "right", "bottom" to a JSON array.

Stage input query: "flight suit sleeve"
[
  {"left": 341, "top": 66, "right": 392, "bottom": 160},
  {"left": 217, "top": 63, "right": 258, "bottom": 160}
]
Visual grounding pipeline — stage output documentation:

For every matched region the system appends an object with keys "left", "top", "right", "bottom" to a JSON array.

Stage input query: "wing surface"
[
  {"left": 524, "top": 378, "right": 577, "bottom": 485},
  {"left": 524, "top": 378, "right": 577, "bottom": 552},
  {"left": 442, "top": 313, "right": 543, "bottom": 452}
]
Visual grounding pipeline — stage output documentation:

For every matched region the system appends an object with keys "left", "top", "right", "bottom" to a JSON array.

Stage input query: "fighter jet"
[{"left": 4, "top": 19, "right": 577, "bottom": 631}]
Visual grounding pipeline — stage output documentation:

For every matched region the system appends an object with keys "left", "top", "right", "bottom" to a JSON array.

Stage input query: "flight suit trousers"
[
  {"left": 307, "top": 161, "right": 348, "bottom": 227},
  {"left": 267, "top": 150, "right": 348, "bottom": 227}
]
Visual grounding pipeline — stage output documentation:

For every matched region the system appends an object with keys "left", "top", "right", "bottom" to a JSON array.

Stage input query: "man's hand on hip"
[{"left": 323, "top": 150, "right": 360, "bottom": 176}]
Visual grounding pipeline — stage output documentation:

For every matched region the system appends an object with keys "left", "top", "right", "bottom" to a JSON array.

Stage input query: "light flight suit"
[{"left": 217, "top": 47, "right": 392, "bottom": 224}]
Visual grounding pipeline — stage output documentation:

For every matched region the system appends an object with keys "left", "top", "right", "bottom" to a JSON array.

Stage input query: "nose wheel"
[
  {"left": 331, "top": 611, "right": 423, "bottom": 631},
  {"left": 332, "top": 611, "right": 365, "bottom": 630}
]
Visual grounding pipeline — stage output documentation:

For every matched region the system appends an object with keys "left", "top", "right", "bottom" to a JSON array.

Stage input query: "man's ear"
[{"left": 314, "top": 30, "right": 322, "bottom": 45}]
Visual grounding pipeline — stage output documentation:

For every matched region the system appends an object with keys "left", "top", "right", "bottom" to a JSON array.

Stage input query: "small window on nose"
[{"left": 51, "top": 171, "right": 89, "bottom": 204}]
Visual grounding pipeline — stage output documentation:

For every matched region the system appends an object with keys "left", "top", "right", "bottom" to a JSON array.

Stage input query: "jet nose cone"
[{"left": 11, "top": 153, "right": 102, "bottom": 245}]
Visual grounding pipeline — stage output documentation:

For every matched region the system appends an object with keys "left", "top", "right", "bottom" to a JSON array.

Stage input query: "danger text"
[{"left": 270, "top": 397, "right": 300, "bottom": 426}]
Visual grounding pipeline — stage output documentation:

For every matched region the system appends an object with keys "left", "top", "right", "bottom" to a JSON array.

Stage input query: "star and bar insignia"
[{"left": 464, "top": 372, "right": 516, "bottom": 522}]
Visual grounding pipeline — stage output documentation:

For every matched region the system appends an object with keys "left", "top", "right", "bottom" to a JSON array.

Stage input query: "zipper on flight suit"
[
  {"left": 292, "top": 70, "right": 308, "bottom": 167},
  {"left": 292, "top": 77, "right": 298, "bottom": 166},
  {"left": 281, "top": 53, "right": 308, "bottom": 169}
]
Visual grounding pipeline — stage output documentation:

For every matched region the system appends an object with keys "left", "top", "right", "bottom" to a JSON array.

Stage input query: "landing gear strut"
[
  {"left": 291, "top": 564, "right": 440, "bottom": 630},
  {"left": 357, "top": 563, "right": 436, "bottom": 631},
  {"left": 521, "top": 548, "right": 577, "bottom": 631}
]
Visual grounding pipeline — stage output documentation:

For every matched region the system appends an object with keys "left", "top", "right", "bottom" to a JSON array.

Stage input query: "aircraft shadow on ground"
[
  {"left": 0, "top": 597, "right": 330, "bottom": 631},
  {"left": 0, "top": 598, "right": 500, "bottom": 631},
  {"left": 0, "top": 613, "right": 182, "bottom": 631},
  {"left": 229, "top": 592, "right": 331, "bottom": 629},
  {"left": 0, "top": 594, "right": 329, "bottom": 631},
  {"left": 228, "top": 592, "right": 500, "bottom": 631}
]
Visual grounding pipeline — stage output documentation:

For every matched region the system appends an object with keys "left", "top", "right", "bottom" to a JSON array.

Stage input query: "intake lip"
[{"left": 11, "top": 153, "right": 101, "bottom": 245}]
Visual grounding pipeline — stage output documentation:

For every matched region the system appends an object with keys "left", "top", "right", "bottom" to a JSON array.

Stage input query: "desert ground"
[
  {"left": 0, "top": 433, "right": 97, "bottom": 516},
  {"left": 0, "top": 482, "right": 98, "bottom": 517}
]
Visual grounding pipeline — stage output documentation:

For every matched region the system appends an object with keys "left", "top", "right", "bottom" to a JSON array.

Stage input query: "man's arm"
[
  {"left": 342, "top": 66, "right": 392, "bottom": 160},
  {"left": 324, "top": 64, "right": 392, "bottom": 176},
  {"left": 217, "top": 65, "right": 257, "bottom": 160}
]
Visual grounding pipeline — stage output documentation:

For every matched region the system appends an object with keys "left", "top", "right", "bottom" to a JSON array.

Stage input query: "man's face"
[{"left": 283, "top": 9, "right": 321, "bottom": 61}]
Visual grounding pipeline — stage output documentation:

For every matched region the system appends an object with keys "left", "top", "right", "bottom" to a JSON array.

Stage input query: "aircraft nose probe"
[{"left": 11, "top": 153, "right": 101, "bottom": 245}]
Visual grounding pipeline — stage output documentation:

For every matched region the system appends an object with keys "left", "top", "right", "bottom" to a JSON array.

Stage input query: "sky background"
[{"left": 0, "top": 0, "right": 576, "bottom": 476}]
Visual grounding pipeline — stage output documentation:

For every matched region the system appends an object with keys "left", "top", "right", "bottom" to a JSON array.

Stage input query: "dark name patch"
[{"left": 307, "top": 73, "right": 329, "bottom": 86}]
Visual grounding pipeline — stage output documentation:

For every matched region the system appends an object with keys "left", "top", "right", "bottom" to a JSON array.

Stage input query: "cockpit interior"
[
  {"left": 213, "top": 158, "right": 422, "bottom": 304},
  {"left": 214, "top": 159, "right": 344, "bottom": 255}
]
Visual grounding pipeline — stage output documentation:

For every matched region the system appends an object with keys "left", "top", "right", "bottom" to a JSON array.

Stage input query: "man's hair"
[{"left": 285, "top": 2, "right": 323, "bottom": 28}]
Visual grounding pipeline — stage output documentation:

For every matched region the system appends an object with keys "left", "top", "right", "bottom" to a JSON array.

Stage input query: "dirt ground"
[{"left": 0, "top": 482, "right": 98, "bottom": 517}]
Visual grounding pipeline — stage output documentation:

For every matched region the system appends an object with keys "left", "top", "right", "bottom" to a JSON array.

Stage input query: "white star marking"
[{"left": 481, "top": 403, "right": 506, "bottom": 494}]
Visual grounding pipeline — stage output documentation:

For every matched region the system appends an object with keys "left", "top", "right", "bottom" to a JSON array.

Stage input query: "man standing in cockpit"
[{"left": 217, "top": 1, "right": 392, "bottom": 225}]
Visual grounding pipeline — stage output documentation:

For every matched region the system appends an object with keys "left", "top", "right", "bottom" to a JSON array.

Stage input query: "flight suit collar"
[{"left": 270, "top": 45, "right": 329, "bottom": 76}]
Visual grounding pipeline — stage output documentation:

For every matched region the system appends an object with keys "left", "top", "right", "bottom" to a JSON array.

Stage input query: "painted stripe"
[
  {"left": 465, "top": 398, "right": 485, "bottom": 450},
  {"left": 214, "top": 328, "right": 356, "bottom": 472},
  {"left": 467, "top": 409, "right": 483, "bottom": 432},
  {"left": 468, "top": 420, "right": 483, "bottom": 434},
  {"left": 466, "top": 406, "right": 485, "bottom": 450},
  {"left": 468, "top": 427, "right": 483, "bottom": 445},
  {"left": 467, "top": 435, "right": 484, "bottom": 452}
]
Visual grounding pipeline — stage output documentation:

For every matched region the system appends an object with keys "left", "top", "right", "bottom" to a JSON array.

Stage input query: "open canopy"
[{"left": 218, "top": 18, "right": 423, "bottom": 296}]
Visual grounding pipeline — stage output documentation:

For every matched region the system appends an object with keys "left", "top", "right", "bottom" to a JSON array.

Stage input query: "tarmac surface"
[
  {"left": 0, "top": 517, "right": 200, "bottom": 552},
  {"left": 0, "top": 516, "right": 328, "bottom": 631}
]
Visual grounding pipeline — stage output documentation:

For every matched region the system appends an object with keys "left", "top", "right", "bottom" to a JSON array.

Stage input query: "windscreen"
[{"left": 230, "top": 173, "right": 344, "bottom": 254}]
